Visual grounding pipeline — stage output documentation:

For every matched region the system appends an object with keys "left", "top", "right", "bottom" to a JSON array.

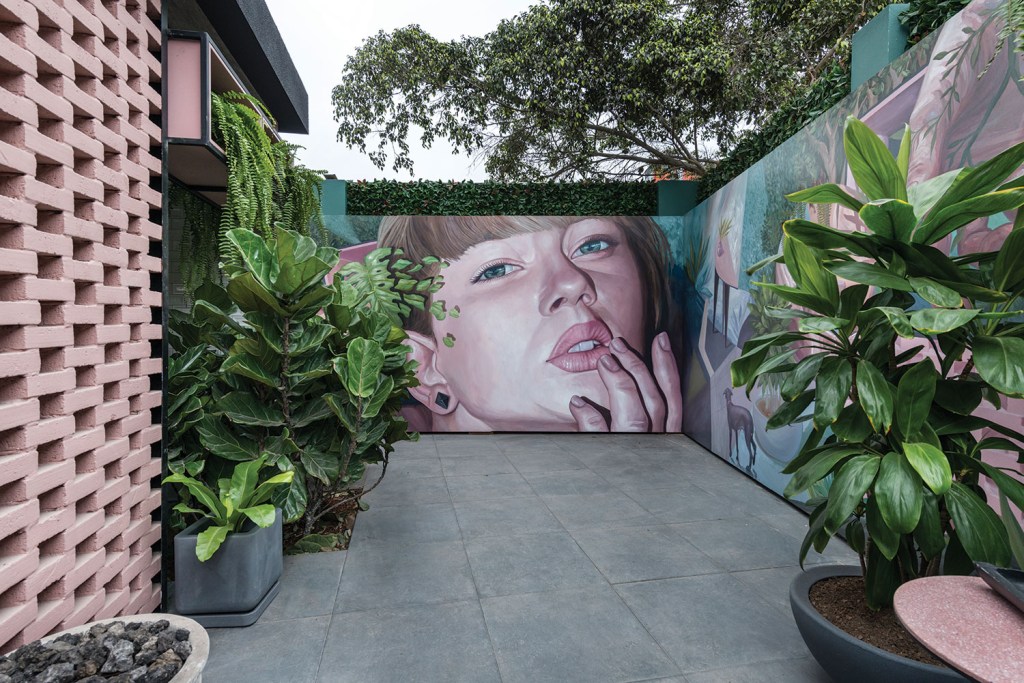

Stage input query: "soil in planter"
[
  {"left": 283, "top": 487, "right": 362, "bottom": 554},
  {"left": 809, "top": 576, "right": 947, "bottom": 668},
  {"left": 0, "top": 619, "right": 191, "bottom": 683}
]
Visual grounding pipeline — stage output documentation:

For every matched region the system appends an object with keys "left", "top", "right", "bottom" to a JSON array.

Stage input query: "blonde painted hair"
[{"left": 378, "top": 216, "right": 673, "bottom": 350}]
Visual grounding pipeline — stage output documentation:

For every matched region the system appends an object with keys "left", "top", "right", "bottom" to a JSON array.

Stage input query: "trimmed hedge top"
[{"left": 345, "top": 179, "right": 658, "bottom": 216}]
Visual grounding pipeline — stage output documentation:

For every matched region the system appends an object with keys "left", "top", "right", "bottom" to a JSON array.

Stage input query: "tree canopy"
[{"left": 332, "top": 0, "right": 893, "bottom": 180}]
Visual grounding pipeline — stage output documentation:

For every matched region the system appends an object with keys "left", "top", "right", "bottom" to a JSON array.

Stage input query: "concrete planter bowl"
[
  {"left": 173, "top": 508, "right": 283, "bottom": 628},
  {"left": 790, "top": 565, "right": 967, "bottom": 683},
  {"left": 40, "top": 614, "right": 208, "bottom": 683}
]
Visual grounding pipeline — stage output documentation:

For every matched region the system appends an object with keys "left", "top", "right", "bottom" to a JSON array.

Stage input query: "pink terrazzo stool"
[{"left": 894, "top": 576, "right": 1024, "bottom": 683}]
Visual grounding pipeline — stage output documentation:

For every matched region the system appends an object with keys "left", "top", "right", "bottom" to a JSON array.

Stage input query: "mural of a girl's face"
[{"left": 405, "top": 218, "right": 654, "bottom": 431}]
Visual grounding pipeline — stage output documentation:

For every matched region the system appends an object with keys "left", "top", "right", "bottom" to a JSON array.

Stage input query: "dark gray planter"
[
  {"left": 790, "top": 565, "right": 967, "bottom": 683},
  {"left": 173, "top": 508, "right": 283, "bottom": 628}
]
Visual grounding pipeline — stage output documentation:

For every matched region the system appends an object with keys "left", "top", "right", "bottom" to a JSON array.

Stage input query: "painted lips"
[{"left": 547, "top": 320, "right": 613, "bottom": 373}]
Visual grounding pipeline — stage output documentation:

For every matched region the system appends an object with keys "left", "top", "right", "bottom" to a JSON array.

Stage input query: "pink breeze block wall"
[{"left": 0, "top": 0, "right": 164, "bottom": 653}]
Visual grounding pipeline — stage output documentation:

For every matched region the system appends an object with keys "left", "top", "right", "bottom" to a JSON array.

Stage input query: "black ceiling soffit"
[{"left": 197, "top": 0, "right": 309, "bottom": 134}]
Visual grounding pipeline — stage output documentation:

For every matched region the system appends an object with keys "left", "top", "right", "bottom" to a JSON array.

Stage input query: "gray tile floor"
[{"left": 205, "top": 434, "right": 857, "bottom": 683}]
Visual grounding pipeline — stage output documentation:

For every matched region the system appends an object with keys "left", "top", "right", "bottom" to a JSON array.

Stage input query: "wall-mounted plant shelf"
[{"left": 165, "top": 31, "right": 280, "bottom": 206}]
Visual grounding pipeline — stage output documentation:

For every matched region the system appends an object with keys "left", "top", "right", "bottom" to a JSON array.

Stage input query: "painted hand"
[{"left": 568, "top": 331, "right": 683, "bottom": 432}]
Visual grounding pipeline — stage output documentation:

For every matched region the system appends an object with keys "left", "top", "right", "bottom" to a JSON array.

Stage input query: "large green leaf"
[
  {"left": 783, "top": 446, "right": 860, "bottom": 498},
  {"left": 999, "top": 492, "right": 1024, "bottom": 569},
  {"left": 902, "top": 442, "right": 952, "bottom": 495},
  {"left": 921, "top": 141, "right": 1024, "bottom": 220},
  {"left": 974, "top": 336, "right": 1024, "bottom": 397},
  {"left": 843, "top": 117, "right": 907, "bottom": 201},
  {"left": 914, "top": 490, "right": 946, "bottom": 560},
  {"left": 192, "top": 300, "right": 246, "bottom": 335},
  {"left": 755, "top": 282, "right": 834, "bottom": 316},
  {"left": 228, "top": 272, "right": 289, "bottom": 316},
  {"left": 163, "top": 473, "right": 226, "bottom": 522},
  {"left": 875, "top": 452, "right": 923, "bottom": 534},
  {"left": 859, "top": 199, "right": 916, "bottom": 241},
  {"left": 823, "top": 454, "right": 880, "bottom": 535},
  {"left": 814, "top": 357, "right": 853, "bottom": 428},
  {"left": 273, "top": 463, "right": 308, "bottom": 523},
  {"left": 227, "top": 229, "right": 279, "bottom": 290},
  {"left": 855, "top": 361, "right": 893, "bottom": 432},
  {"left": 896, "top": 124, "right": 911, "bottom": 180},
  {"left": 217, "top": 391, "right": 285, "bottom": 427},
  {"left": 300, "top": 449, "right": 340, "bottom": 484},
  {"left": 993, "top": 228, "right": 1024, "bottom": 292},
  {"left": 832, "top": 403, "right": 873, "bottom": 442},
  {"left": 362, "top": 376, "right": 396, "bottom": 418},
  {"left": 785, "top": 183, "right": 864, "bottom": 211},
  {"left": 944, "top": 482, "right": 1011, "bottom": 565},
  {"left": 784, "top": 236, "right": 839, "bottom": 304},
  {"left": 783, "top": 219, "right": 875, "bottom": 257},
  {"left": 907, "top": 168, "right": 962, "bottom": 221},
  {"left": 875, "top": 307, "right": 915, "bottom": 338},
  {"left": 908, "top": 308, "right": 979, "bottom": 334},
  {"left": 914, "top": 188, "right": 1024, "bottom": 245},
  {"left": 781, "top": 353, "right": 825, "bottom": 401},
  {"left": 240, "top": 504, "right": 277, "bottom": 528},
  {"left": 767, "top": 390, "right": 815, "bottom": 430},
  {"left": 908, "top": 277, "right": 962, "bottom": 308},
  {"left": 979, "top": 462, "right": 1024, "bottom": 512},
  {"left": 196, "top": 524, "right": 230, "bottom": 562},
  {"left": 222, "top": 353, "right": 278, "bottom": 388},
  {"left": 895, "top": 360, "right": 937, "bottom": 437},
  {"left": 342, "top": 338, "right": 386, "bottom": 398},
  {"left": 865, "top": 543, "right": 901, "bottom": 609},
  {"left": 228, "top": 457, "right": 264, "bottom": 514},
  {"left": 826, "top": 262, "right": 912, "bottom": 291},
  {"left": 272, "top": 229, "right": 339, "bottom": 297},
  {"left": 196, "top": 416, "right": 259, "bottom": 461},
  {"left": 250, "top": 471, "right": 295, "bottom": 506},
  {"left": 866, "top": 494, "right": 899, "bottom": 560},
  {"left": 797, "top": 317, "right": 848, "bottom": 333}
]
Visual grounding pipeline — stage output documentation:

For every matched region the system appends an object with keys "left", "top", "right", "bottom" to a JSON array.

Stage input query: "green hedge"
[
  {"left": 698, "top": 0, "right": 970, "bottom": 201},
  {"left": 346, "top": 179, "right": 658, "bottom": 216}
]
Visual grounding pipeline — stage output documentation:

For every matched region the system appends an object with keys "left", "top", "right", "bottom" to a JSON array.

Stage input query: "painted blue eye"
[
  {"left": 573, "top": 239, "right": 611, "bottom": 257},
  {"left": 474, "top": 263, "right": 517, "bottom": 282}
]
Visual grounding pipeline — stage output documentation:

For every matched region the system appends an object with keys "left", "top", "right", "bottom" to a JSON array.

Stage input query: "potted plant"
[
  {"left": 733, "top": 116, "right": 1024, "bottom": 682},
  {"left": 165, "top": 456, "right": 293, "bottom": 627},
  {"left": 165, "top": 226, "right": 443, "bottom": 552}
]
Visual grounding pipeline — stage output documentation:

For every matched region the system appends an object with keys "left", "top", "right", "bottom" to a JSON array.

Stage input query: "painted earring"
[{"left": 434, "top": 392, "right": 450, "bottom": 410}]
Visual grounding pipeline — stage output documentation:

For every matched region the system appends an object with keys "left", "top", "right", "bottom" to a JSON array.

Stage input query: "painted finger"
[
  {"left": 652, "top": 331, "right": 683, "bottom": 432},
  {"left": 609, "top": 337, "right": 666, "bottom": 431},
  {"left": 597, "top": 353, "right": 650, "bottom": 431},
  {"left": 570, "top": 395, "right": 608, "bottom": 432}
]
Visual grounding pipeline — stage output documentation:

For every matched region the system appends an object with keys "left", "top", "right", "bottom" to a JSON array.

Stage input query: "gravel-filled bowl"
[{"left": 0, "top": 614, "right": 208, "bottom": 683}]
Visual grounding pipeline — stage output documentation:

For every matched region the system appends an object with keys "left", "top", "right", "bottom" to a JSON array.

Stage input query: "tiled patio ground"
[{"left": 203, "top": 434, "right": 857, "bottom": 682}]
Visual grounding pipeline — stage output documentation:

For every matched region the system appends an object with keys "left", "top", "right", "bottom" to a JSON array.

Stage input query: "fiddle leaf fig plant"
[
  {"left": 166, "top": 225, "right": 447, "bottom": 543},
  {"left": 732, "top": 115, "right": 1024, "bottom": 609},
  {"left": 164, "top": 456, "right": 294, "bottom": 561}
]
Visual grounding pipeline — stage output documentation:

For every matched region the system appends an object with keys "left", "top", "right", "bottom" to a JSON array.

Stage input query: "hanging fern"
[
  {"left": 210, "top": 91, "right": 327, "bottom": 262},
  {"left": 171, "top": 181, "right": 222, "bottom": 302},
  {"left": 272, "top": 142, "right": 328, "bottom": 242}
]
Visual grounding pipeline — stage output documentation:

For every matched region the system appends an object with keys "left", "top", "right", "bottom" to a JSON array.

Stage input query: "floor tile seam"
[
  {"left": 513, "top": 466, "right": 576, "bottom": 537},
  {"left": 605, "top": 574, "right": 687, "bottom": 679},
  {"left": 307, "top": 613, "right": 334, "bottom": 683},
  {"left": 330, "top": 595, "right": 486, "bottom": 619},
  {"left": 603, "top": 566, "right": 729, "bottom": 587}
]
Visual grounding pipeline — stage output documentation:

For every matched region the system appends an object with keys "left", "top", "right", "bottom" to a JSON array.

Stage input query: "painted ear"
[{"left": 404, "top": 330, "right": 457, "bottom": 415}]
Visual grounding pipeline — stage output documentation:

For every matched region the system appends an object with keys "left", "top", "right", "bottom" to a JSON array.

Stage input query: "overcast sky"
[{"left": 263, "top": 0, "right": 537, "bottom": 182}]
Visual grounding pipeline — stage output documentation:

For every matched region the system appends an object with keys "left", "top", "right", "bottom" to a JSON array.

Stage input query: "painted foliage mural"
[
  {"left": 331, "top": 216, "right": 682, "bottom": 433},
  {"left": 669, "top": 0, "right": 1024, "bottom": 500}
]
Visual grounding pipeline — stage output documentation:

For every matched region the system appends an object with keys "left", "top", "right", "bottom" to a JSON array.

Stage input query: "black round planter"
[{"left": 790, "top": 565, "right": 967, "bottom": 683}]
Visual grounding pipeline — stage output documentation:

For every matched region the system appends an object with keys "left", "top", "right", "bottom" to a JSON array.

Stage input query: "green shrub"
[{"left": 346, "top": 179, "right": 658, "bottom": 216}]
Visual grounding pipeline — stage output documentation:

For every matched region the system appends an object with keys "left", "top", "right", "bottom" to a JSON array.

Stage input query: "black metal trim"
[{"left": 159, "top": 1, "right": 171, "bottom": 615}]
